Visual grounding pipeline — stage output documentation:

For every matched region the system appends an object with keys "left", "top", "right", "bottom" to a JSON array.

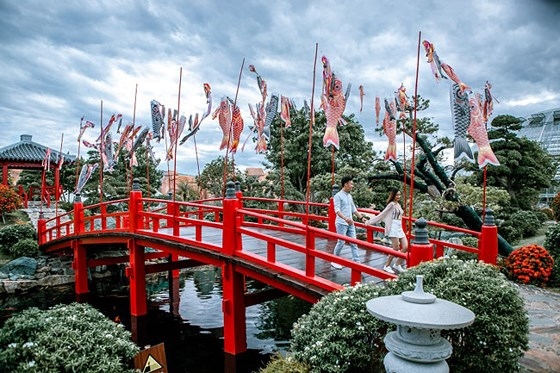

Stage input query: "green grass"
[
  {"left": 514, "top": 223, "right": 552, "bottom": 249},
  {"left": 0, "top": 210, "right": 30, "bottom": 228}
]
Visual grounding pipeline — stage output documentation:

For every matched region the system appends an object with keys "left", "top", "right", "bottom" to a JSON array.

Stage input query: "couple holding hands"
[{"left": 331, "top": 176, "right": 408, "bottom": 274}]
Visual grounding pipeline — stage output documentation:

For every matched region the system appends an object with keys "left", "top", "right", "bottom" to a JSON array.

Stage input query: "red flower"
[{"left": 505, "top": 244, "right": 555, "bottom": 287}]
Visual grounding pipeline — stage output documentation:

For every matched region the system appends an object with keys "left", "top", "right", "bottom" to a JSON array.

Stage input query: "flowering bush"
[
  {"left": 0, "top": 303, "right": 139, "bottom": 372},
  {"left": 505, "top": 244, "right": 554, "bottom": 286},
  {"left": 290, "top": 258, "right": 528, "bottom": 373},
  {"left": 291, "top": 283, "right": 386, "bottom": 372}
]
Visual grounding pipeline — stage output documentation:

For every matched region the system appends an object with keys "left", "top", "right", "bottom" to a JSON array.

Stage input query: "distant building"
[
  {"left": 245, "top": 167, "right": 267, "bottom": 182},
  {"left": 517, "top": 107, "right": 560, "bottom": 206},
  {"left": 160, "top": 171, "right": 202, "bottom": 198}
]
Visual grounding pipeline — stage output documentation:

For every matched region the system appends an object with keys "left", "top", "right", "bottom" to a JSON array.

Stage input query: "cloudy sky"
[{"left": 1, "top": 0, "right": 559, "bottom": 176}]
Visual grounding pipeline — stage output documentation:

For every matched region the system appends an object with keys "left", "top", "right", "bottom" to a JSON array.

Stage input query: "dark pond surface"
[{"left": 0, "top": 266, "right": 312, "bottom": 373}]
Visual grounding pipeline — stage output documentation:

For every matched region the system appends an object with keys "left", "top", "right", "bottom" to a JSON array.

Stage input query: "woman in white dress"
[{"left": 366, "top": 188, "right": 408, "bottom": 274}]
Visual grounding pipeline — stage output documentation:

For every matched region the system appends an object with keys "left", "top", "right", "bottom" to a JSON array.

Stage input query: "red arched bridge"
[{"left": 37, "top": 180, "right": 498, "bottom": 355}]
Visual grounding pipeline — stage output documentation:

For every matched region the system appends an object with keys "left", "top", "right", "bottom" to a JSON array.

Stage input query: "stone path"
[{"left": 517, "top": 283, "right": 560, "bottom": 372}]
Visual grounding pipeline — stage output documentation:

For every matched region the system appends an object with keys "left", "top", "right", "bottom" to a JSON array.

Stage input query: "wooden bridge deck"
[{"left": 147, "top": 224, "right": 391, "bottom": 287}]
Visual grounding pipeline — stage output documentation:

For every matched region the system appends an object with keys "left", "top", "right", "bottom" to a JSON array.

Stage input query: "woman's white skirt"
[{"left": 388, "top": 219, "right": 405, "bottom": 238}]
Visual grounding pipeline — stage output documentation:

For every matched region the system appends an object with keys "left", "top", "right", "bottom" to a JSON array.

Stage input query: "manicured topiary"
[
  {"left": 385, "top": 259, "right": 529, "bottom": 373},
  {"left": 259, "top": 354, "right": 310, "bottom": 373},
  {"left": 505, "top": 244, "right": 554, "bottom": 286},
  {"left": 290, "top": 258, "right": 528, "bottom": 373},
  {"left": 551, "top": 192, "right": 560, "bottom": 221},
  {"left": 0, "top": 303, "right": 139, "bottom": 373},
  {"left": 291, "top": 283, "right": 386, "bottom": 372},
  {"left": 543, "top": 223, "right": 560, "bottom": 287},
  {"left": 9, "top": 238, "right": 39, "bottom": 258},
  {"left": 0, "top": 223, "right": 37, "bottom": 256}
]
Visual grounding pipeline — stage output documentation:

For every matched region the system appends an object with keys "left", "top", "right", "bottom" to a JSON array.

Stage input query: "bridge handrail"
[{"left": 236, "top": 207, "right": 400, "bottom": 286}]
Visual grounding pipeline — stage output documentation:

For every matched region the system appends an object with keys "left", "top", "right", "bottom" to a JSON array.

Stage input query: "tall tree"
[
  {"left": 81, "top": 144, "right": 163, "bottom": 206},
  {"left": 197, "top": 156, "right": 243, "bottom": 198},
  {"left": 264, "top": 105, "right": 377, "bottom": 194},
  {"left": 466, "top": 114, "right": 556, "bottom": 210}
]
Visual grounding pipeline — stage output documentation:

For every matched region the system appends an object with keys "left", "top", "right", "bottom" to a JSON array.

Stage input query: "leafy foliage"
[
  {"left": 505, "top": 244, "right": 554, "bottom": 286},
  {"left": 197, "top": 156, "right": 243, "bottom": 198},
  {"left": 264, "top": 107, "right": 377, "bottom": 196},
  {"left": 0, "top": 185, "right": 22, "bottom": 223},
  {"left": 468, "top": 115, "right": 556, "bottom": 211},
  {"left": 9, "top": 238, "right": 39, "bottom": 258},
  {"left": 81, "top": 145, "right": 163, "bottom": 206},
  {"left": 0, "top": 303, "right": 139, "bottom": 372},
  {"left": 0, "top": 223, "right": 36, "bottom": 256},
  {"left": 291, "top": 284, "right": 386, "bottom": 372},
  {"left": 386, "top": 259, "right": 529, "bottom": 373},
  {"left": 291, "top": 259, "right": 528, "bottom": 373},
  {"left": 259, "top": 354, "right": 311, "bottom": 373},
  {"left": 543, "top": 223, "right": 560, "bottom": 287},
  {"left": 551, "top": 192, "right": 560, "bottom": 221}
]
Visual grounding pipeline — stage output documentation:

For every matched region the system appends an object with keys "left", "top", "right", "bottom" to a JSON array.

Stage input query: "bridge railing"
[
  {"left": 237, "top": 207, "right": 403, "bottom": 287},
  {"left": 38, "top": 185, "right": 497, "bottom": 268}
]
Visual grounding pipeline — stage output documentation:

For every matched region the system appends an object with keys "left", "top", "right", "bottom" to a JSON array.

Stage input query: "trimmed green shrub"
[
  {"left": 385, "top": 259, "right": 529, "bottom": 373},
  {"left": 551, "top": 192, "right": 560, "bottom": 221},
  {"left": 9, "top": 238, "right": 39, "bottom": 258},
  {"left": 291, "top": 259, "right": 529, "bottom": 373},
  {"left": 0, "top": 223, "right": 37, "bottom": 255},
  {"left": 540, "top": 207, "right": 554, "bottom": 221},
  {"left": 291, "top": 283, "right": 387, "bottom": 372},
  {"left": 509, "top": 210, "right": 541, "bottom": 238},
  {"left": 0, "top": 302, "right": 139, "bottom": 372},
  {"left": 259, "top": 354, "right": 310, "bottom": 373},
  {"left": 543, "top": 223, "right": 560, "bottom": 287},
  {"left": 498, "top": 223, "right": 522, "bottom": 244}
]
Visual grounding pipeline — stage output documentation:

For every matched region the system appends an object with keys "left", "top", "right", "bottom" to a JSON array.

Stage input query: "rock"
[
  {"left": 37, "top": 275, "right": 75, "bottom": 287},
  {"left": 3, "top": 280, "right": 39, "bottom": 294},
  {"left": 0, "top": 257, "right": 37, "bottom": 277}
]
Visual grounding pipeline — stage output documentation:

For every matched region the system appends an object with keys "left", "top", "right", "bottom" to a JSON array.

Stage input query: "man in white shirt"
[{"left": 331, "top": 176, "right": 367, "bottom": 269}]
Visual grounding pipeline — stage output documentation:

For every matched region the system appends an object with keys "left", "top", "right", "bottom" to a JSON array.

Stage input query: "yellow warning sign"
[
  {"left": 143, "top": 355, "right": 163, "bottom": 373},
  {"left": 134, "top": 343, "right": 167, "bottom": 373}
]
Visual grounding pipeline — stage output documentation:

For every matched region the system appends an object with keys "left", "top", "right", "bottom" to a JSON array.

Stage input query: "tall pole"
[
  {"left": 173, "top": 68, "right": 183, "bottom": 202},
  {"left": 129, "top": 83, "right": 138, "bottom": 193},
  {"left": 407, "top": 31, "right": 422, "bottom": 235},
  {"left": 55, "top": 133, "right": 64, "bottom": 218},
  {"left": 222, "top": 58, "right": 245, "bottom": 196},
  {"left": 75, "top": 117, "right": 83, "bottom": 192},
  {"left": 99, "top": 100, "right": 104, "bottom": 204},
  {"left": 305, "top": 43, "right": 319, "bottom": 217}
]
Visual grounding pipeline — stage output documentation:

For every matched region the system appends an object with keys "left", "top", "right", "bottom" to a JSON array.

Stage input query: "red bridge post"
[
  {"left": 409, "top": 218, "right": 433, "bottom": 267},
  {"left": 127, "top": 179, "right": 147, "bottom": 317},
  {"left": 328, "top": 184, "right": 340, "bottom": 232},
  {"left": 37, "top": 211, "right": 46, "bottom": 245},
  {"left": 222, "top": 181, "right": 246, "bottom": 355},
  {"left": 72, "top": 194, "right": 88, "bottom": 295},
  {"left": 479, "top": 209, "right": 498, "bottom": 265}
]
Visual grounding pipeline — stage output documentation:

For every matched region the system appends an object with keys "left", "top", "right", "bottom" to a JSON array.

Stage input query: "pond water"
[{"left": 0, "top": 266, "right": 312, "bottom": 373}]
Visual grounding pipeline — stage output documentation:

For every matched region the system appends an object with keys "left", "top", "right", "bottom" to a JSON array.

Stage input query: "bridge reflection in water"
[
  {"left": 126, "top": 266, "right": 311, "bottom": 372},
  {"left": 38, "top": 180, "right": 498, "bottom": 361}
]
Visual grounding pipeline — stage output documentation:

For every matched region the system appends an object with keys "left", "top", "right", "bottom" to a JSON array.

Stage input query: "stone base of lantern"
[{"left": 384, "top": 352, "right": 449, "bottom": 372}]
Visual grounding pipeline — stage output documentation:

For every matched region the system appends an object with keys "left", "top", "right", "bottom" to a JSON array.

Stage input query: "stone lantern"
[{"left": 366, "top": 275, "right": 475, "bottom": 372}]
